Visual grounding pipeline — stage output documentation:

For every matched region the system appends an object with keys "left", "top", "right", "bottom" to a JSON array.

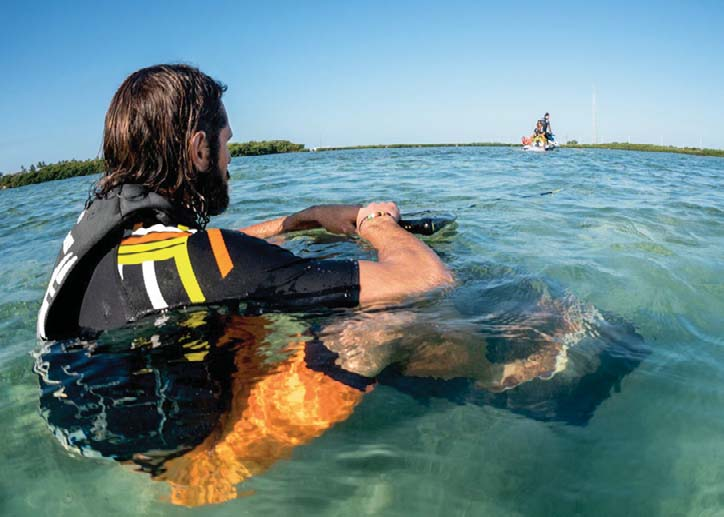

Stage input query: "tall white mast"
[{"left": 592, "top": 84, "right": 598, "bottom": 144}]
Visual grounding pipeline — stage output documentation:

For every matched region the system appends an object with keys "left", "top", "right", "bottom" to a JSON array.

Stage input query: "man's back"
[{"left": 77, "top": 195, "right": 360, "bottom": 335}]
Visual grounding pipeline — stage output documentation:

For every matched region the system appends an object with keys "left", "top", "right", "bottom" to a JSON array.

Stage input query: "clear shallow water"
[{"left": 1, "top": 147, "right": 723, "bottom": 515}]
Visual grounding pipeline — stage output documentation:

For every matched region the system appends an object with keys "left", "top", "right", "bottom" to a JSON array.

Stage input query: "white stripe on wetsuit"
[
  {"left": 142, "top": 261, "right": 168, "bottom": 309},
  {"left": 130, "top": 224, "right": 196, "bottom": 237}
]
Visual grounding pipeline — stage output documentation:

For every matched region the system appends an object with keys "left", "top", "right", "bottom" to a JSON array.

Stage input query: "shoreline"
[
  {"left": 314, "top": 142, "right": 724, "bottom": 158},
  {"left": 3, "top": 142, "right": 722, "bottom": 190}
]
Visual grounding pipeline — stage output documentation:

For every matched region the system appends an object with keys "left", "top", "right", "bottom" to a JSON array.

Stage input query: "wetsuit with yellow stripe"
[
  {"left": 77, "top": 220, "right": 360, "bottom": 334},
  {"left": 38, "top": 185, "right": 357, "bottom": 340}
]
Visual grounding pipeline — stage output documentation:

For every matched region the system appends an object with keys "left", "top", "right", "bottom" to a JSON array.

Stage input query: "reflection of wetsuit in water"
[
  {"left": 34, "top": 309, "right": 372, "bottom": 506},
  {"left": 33, "top": 184, "right": 366, "bottom": 505},
  {"left": 34, "top": 312, "right": 241, "bottom": 465},
  {"left": 35, "top": 288, "right": 648, "bottom": 507}
]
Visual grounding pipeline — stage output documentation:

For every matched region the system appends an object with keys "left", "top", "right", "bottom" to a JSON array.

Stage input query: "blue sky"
[{"left": 1, "top": 0, "right": 723, "bottom": 172}]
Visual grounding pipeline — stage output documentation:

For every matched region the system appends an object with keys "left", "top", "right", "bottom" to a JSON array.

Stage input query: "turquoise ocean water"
[{"left": 1, "top": 147, "right": 723, "bottom": 515}]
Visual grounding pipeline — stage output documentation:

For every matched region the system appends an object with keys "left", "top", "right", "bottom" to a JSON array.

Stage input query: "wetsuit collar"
[{"left": 37, "top": 184, "right": 192, "bottom": 340}]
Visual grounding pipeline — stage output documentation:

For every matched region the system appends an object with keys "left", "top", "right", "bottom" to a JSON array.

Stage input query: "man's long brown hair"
[{"left": 97, "top": 64, "right": 227, "bottom": 221}]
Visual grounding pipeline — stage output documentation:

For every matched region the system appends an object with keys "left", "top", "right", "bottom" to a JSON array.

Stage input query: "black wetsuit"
[
  {"left": 38, "top": 184, "right": 360, "bottom": 340},
  {"left": 78, "top": 225, "right": 360, "bottom": 334}
]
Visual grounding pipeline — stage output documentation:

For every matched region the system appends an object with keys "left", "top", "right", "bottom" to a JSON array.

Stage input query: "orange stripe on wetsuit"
[
  {"left": 207, "top": 229, "right": 234, "bottom": 279},
  {"left": 123, "top": 229, "right": 233, "bottom": 279}
]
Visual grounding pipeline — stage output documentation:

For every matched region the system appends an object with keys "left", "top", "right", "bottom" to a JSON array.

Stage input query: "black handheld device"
[{"left": 397, "top": 214, "right": 456, "bottom": 235}]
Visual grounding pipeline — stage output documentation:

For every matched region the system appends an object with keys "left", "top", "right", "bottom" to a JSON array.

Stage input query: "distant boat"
[{"left": 521, "top": 136, "right": 558, "bottom": 152}]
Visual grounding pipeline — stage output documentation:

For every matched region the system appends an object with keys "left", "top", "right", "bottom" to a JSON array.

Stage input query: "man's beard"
[{"left": 197, "top": 162, "right": 229, "bottom": 217}]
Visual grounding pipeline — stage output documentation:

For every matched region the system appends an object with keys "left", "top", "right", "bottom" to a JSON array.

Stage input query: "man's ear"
[{"left": 189, "top": 131, "right": 210, "bottom": 172}]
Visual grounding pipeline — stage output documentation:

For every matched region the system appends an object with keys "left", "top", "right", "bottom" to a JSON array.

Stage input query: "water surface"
[{"left": 1, "top": 147, "right": 723, "bottom": 515}]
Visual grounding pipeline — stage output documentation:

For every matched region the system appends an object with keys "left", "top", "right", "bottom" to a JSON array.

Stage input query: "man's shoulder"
[{"left": 118, "top": 223, "right": 302, "bottom": 265}]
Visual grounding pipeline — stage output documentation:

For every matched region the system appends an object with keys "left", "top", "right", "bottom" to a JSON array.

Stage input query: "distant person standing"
[{"left": 541, "top": 112, "right": 555, "bottom": 143}]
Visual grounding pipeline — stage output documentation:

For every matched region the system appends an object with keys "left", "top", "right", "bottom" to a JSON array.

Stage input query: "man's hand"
[
  {"left": 356, "top": 201, "right": 401, "bottom": 234},
  {"left": 356, "top": 199, "right": 453, "bottom": 306}
]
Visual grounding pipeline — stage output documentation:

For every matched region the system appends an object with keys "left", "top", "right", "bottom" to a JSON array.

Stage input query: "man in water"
[{"left": 37, "top": 64, "right": 453, "bottom": 340}]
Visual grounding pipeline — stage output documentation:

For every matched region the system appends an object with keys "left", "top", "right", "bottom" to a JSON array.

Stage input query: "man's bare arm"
[
  {"left": 239, "top": 204, "right": 361, "bottom": 239},
  {"left": 240, "top": 201, "right": 454, "bottom": 304},
  {"left": 238, "top": 216, "right": 287, "bottom": 239}
]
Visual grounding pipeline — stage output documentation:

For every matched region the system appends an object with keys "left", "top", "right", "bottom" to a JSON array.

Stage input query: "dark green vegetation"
[
  {"left": 0, "top": 159, "right": 105, "bottom": 189},
  {"left": 1, "top": 141, "right": 307, "bottom": 189},
  {"left": 228, "top": 140, "right": 306, "bottom": 156},
  {"left": 562, "top": 142, "right": 724, "bottom": 157}
]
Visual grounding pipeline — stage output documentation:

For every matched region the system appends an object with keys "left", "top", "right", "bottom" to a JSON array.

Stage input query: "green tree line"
[
  {"left": 228, "top": 140, "right": 306, "bottom": 156},
  {"left": 561, "top": 142, "right": 724, "bottom": 157},
  {"left": 1, "top": 141, "right": 307, "bottom": 189},
  {"left": 0, "top": 159, "right": 105, "bottom": 189}
]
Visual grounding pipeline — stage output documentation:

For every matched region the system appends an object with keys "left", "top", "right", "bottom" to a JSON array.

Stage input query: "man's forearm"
[
  {"left": 362, "top": 217, "right": 446, "bottom": 269},
  {"left": 239, "top": 204, "right": 361, "bottom": 238},
  {"left": 239, "top": 217, "right": 287, "bottom": 239},
  {"left": 287, "top": 204, "right": 360, "bottom": 234}
]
